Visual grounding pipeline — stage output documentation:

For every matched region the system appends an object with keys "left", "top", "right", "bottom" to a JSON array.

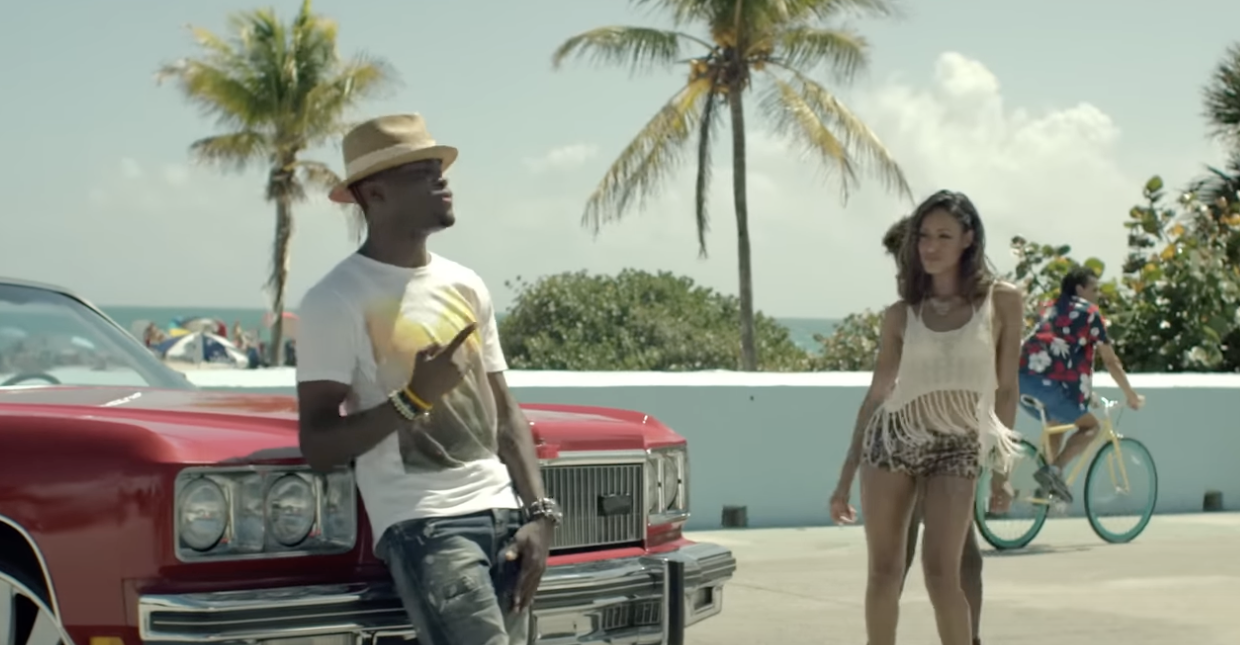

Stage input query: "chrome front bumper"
[{"left": 137, "top": 542, "right": 736, "bottom": 645}]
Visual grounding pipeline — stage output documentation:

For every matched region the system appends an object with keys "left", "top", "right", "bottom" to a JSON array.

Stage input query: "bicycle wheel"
[
  {"left": 1084, "top": 437, "right": 1158, "bottom": 544},
  {"left": 974, "top": 438, "right": 1050, "bottom": 550}
]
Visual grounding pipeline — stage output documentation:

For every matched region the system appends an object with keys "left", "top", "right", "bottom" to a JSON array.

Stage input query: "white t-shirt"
[{"left": 295, "top": 252, "right": 519, "bottom": 547}]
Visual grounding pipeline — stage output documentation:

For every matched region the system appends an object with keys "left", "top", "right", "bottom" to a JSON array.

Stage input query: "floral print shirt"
[{"left": 1019, "top": 295, "right": 1110, "bottom": 406}]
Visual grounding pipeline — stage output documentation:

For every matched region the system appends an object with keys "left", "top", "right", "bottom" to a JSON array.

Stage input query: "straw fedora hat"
[{"left": 328, "top": 114, "right": 458, "bottom": 204}]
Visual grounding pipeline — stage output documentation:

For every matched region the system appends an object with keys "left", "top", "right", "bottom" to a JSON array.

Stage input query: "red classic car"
[{"left": 0, "top": 278, "right": 736, "bottom": 645}]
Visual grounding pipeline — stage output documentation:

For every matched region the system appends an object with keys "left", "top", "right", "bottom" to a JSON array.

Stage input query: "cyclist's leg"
[
  {"left": 1051, "top": 412, "right": 1100, "bottom": 470},
  {"left": 1037, "top": 378, "right": 1100, "bottom": 474},
  {"left": 1018, "top": 373, "right": 1079, "bottom": 501}
]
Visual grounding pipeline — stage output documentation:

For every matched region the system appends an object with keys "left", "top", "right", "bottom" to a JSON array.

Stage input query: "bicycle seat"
[{"left": 1020, "top": 394, "right": 1046, "bottom": 411}]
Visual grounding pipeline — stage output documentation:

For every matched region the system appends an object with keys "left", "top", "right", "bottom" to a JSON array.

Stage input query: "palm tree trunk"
[
  {"left": 728, "top": 84, "right": 758, "bottom": 372},
  {"left": 268, "top": 194, "right": 294, "bottom": 367}
]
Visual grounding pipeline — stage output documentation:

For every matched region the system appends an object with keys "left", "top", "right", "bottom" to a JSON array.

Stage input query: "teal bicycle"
[{"left": 974, "top": 394, "right": 1158, "bottom": 549}]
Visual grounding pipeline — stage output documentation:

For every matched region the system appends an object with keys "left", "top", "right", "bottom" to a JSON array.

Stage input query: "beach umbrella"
[
  {"left": 263, "top": 312, "right": 299, "bottom": 339},
  {"left": 153, "top": 331, "right": 249, "bottom": 368},
  {"left": 180, "top": 317, "right": 228, "bottom": 335}
]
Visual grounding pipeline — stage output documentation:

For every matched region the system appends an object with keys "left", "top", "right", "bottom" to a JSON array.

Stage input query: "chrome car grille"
[{"left": 543, "top": 463, "right": 645, "bottom": 551}]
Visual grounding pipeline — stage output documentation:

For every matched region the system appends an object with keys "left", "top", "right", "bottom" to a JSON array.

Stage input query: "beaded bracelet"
[
  {"left": 389, "top": 386, "right": 434, "bottom": 421},
  {"left": 388, "top": 390, "right": 419, "bottom": 421}
]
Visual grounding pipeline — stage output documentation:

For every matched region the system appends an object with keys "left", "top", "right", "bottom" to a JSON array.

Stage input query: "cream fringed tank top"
[{"left": 862, "top": 283, "right": 1021, "bottom": 474}]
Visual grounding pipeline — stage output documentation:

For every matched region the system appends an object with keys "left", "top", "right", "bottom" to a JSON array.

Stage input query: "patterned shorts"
[{"left": 863, "top": 425, "right": 981, "bottom": 480}]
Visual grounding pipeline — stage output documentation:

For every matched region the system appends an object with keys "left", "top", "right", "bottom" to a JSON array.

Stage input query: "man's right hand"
[
  {"left": 407, "top": 323, "right": 478, "bottom": 404},
  {"left": 1126, "top": 391, "right": 1145, "bottom": 410}
]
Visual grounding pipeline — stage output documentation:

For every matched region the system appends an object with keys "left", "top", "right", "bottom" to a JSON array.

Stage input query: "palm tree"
[
  {"left": 552, "top": 0, "right": 912, "bottom": 371},
  {"left": 156, "top": 0, "right": 395, "bottom": 366},
  {"left": 1203, "top": 43, "right": 1240, "bottom": 150},
  {"left": 1198, "top": 46, "right": 1240, "bottom": 217}
]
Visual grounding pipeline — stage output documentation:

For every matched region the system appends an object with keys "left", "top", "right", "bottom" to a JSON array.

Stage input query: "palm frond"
[
  {"left": 1203, "top": 44, "right": 1240, "bottom": 146},
  {"left": 629, "top": 0, "right": 715, "bottom": 28},
  {"left": 1187, "top": 153, "right": 1240, "bottom": 210},
  {"left": 787, "top": 0, "right": 903, "bottom": 23},
  {"left": 294, "top": 159, "right": 342, "bottom": 194},
  {"left": 188, "top": 132, "right": 270, "bottom": 172},
  {"left": 761, "top": 65, "right": 911, "bottom": 201},
  {"left": 630, "top": 0, "right": 900, "bottom": 35},
  {"left": 160, "top": 1, "right": 396, "bottom": 148},
  {"left": 155, "top": 58, "right": 269, "bottom": 133},
  {"left": 582, "top": 78, "right": 715, "bottom": 233},
  {"left": 760, "top": 74, "right": 858, "bottom": 196},
  {"left": 766, "top": 26, "right": 868, "bottom": 81},
  {"left": 297, "top": 54, "right": 400, "bottom": 147},
  {"left": 551, "top": 26, "right": 708, "bottom": 74},
  {"left": 693, "top": 94, "right": 725, "bottom": 257}
]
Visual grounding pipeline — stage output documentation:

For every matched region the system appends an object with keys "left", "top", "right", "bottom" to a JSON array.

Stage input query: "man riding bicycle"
[{"left": 1018, "top": 266, "right": 1143, "bottom": 502}]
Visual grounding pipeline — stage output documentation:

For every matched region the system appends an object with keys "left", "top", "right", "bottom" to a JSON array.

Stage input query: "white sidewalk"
[{"left": 685, "top": 513, "right": 1240, "bottom": 644}]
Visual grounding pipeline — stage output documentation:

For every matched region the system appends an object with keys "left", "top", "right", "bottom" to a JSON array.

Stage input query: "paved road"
[{"left": 684, "top": 513, "right": 1240, "bottom": 644}]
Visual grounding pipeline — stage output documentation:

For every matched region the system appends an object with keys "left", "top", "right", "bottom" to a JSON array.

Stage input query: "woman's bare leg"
[
  {"left": 860, "top": 463, "right": 918, "bottom": 645},
  {"left": 961, "top": 526, "right": 983, "bottom": 643},
  {"left": 920, "top": 474, "right": 977, "bottom": 645}
]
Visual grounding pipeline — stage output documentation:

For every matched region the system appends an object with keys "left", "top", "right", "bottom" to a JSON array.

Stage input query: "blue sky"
[{"left": 2, "top": 0, "right": 1236, "bottom": 317}]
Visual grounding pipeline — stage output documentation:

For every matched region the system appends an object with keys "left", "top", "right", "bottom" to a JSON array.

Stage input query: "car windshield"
[{"left": 0, "top": 283, "right": 194, "bottom": 390}]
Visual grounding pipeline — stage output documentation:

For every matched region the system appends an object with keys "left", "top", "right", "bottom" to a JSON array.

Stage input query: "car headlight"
[
  {"left": 661, "top": 451, "right": 685, "bottom": 510},
  {"left": 647, "top": 454, "right": 662, "bottom": 513},
  {"left": 177, "top": 478, "right": 228, "bottom": 551},
  {"left": 173, "top": 466, "right": 357, "bottom": 562},
  {"left": 648, "top": 446, "right": 689, "bottom": 522},
  {"left": 267, "top": 474, "right": 316, "bottom": 546}
]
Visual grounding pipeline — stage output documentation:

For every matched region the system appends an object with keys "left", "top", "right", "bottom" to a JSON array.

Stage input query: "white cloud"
[
  {"left": 845, "top": 51, "right": 1133, "bottom": 282},
  {"left": 120, "top": 157, "right": 143, "bottom": 179},
  {"left": 522, "top": 143, "right": 599, "bottom": 173},
  {"left": 162, "top": 164, "right": 190, "bottom": 186}
]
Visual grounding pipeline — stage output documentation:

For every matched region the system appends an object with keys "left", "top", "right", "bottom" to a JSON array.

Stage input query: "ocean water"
[{"left": 101, "top": 306, "right": 840, "bottom": 353}]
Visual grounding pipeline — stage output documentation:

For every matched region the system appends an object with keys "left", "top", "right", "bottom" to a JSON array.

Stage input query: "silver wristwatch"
[{"left": 526, "top": 498, "right": 563, "bottom": 526}]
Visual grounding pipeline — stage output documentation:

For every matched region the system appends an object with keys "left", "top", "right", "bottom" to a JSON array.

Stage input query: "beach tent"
[
  {"left": 174, "top": 316, "right": 228, "bottom": 336},
  {"left": 153, "top": 331, "right": 249, "bottom": 368}
]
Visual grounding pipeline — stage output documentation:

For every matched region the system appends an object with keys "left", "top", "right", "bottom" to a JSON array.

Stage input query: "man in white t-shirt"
[{"left": 295, "top": 114, "right": 560, "bottom": 645}]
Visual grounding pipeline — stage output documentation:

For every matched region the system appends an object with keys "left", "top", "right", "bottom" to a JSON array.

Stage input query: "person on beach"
[
  {"left": 835, "top": 191, "right": 1024, "bottom": 645},
  {"left": 1018, "top": 265, "right": 1143, "bottom": 502},
  {"left": 831, "top": 213, "right": 1011, "bottom": 645},
  {"left": 294, "top": 114, "right": 559, "bottom": 645}
]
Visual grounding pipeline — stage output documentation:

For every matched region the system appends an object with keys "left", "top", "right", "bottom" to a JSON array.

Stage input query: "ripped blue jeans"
[{"left": 375, "top": 509, "right": 532, "bottom": 645}]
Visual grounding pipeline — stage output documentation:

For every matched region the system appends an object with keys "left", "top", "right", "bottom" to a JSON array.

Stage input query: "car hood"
[{"left": 0, "top": 386, "right": 680, "bottom": 464}]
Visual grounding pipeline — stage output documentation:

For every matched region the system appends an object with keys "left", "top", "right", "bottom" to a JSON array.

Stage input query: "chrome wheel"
[{"left": 0, "top": 570, "right": 68, "bottom": 645}]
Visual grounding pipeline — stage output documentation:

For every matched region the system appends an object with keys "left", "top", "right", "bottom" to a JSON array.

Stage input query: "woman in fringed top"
[{"left": 847, "top": 190, "right": 1024, "bottom": 645}]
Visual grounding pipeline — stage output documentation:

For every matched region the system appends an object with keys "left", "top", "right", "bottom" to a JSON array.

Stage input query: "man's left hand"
[{"left": 504, "top": 519, "right": 553, "bottom": 612}]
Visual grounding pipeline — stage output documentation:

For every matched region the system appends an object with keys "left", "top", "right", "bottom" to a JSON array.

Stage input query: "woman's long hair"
[{"left": 897, "top": 190, "right": 996, "bottom": 304}]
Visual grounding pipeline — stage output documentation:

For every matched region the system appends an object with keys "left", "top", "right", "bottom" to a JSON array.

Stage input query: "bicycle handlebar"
[
  {"left": 1092, "top": 393, "right": 1145, "bottom": 429},
  {"left": 1092, "top": 395, "right": 1122, "bottom": 409}
]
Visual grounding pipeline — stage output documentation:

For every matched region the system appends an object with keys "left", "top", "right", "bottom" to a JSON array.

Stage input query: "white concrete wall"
[{"left": 191, "top": 369, "right": 1240, "bottom": 530}]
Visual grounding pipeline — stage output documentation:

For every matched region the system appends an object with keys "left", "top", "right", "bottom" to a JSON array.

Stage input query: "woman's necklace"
[{"left": 927, "top": 295, "right": 959, "bottom": 316}]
